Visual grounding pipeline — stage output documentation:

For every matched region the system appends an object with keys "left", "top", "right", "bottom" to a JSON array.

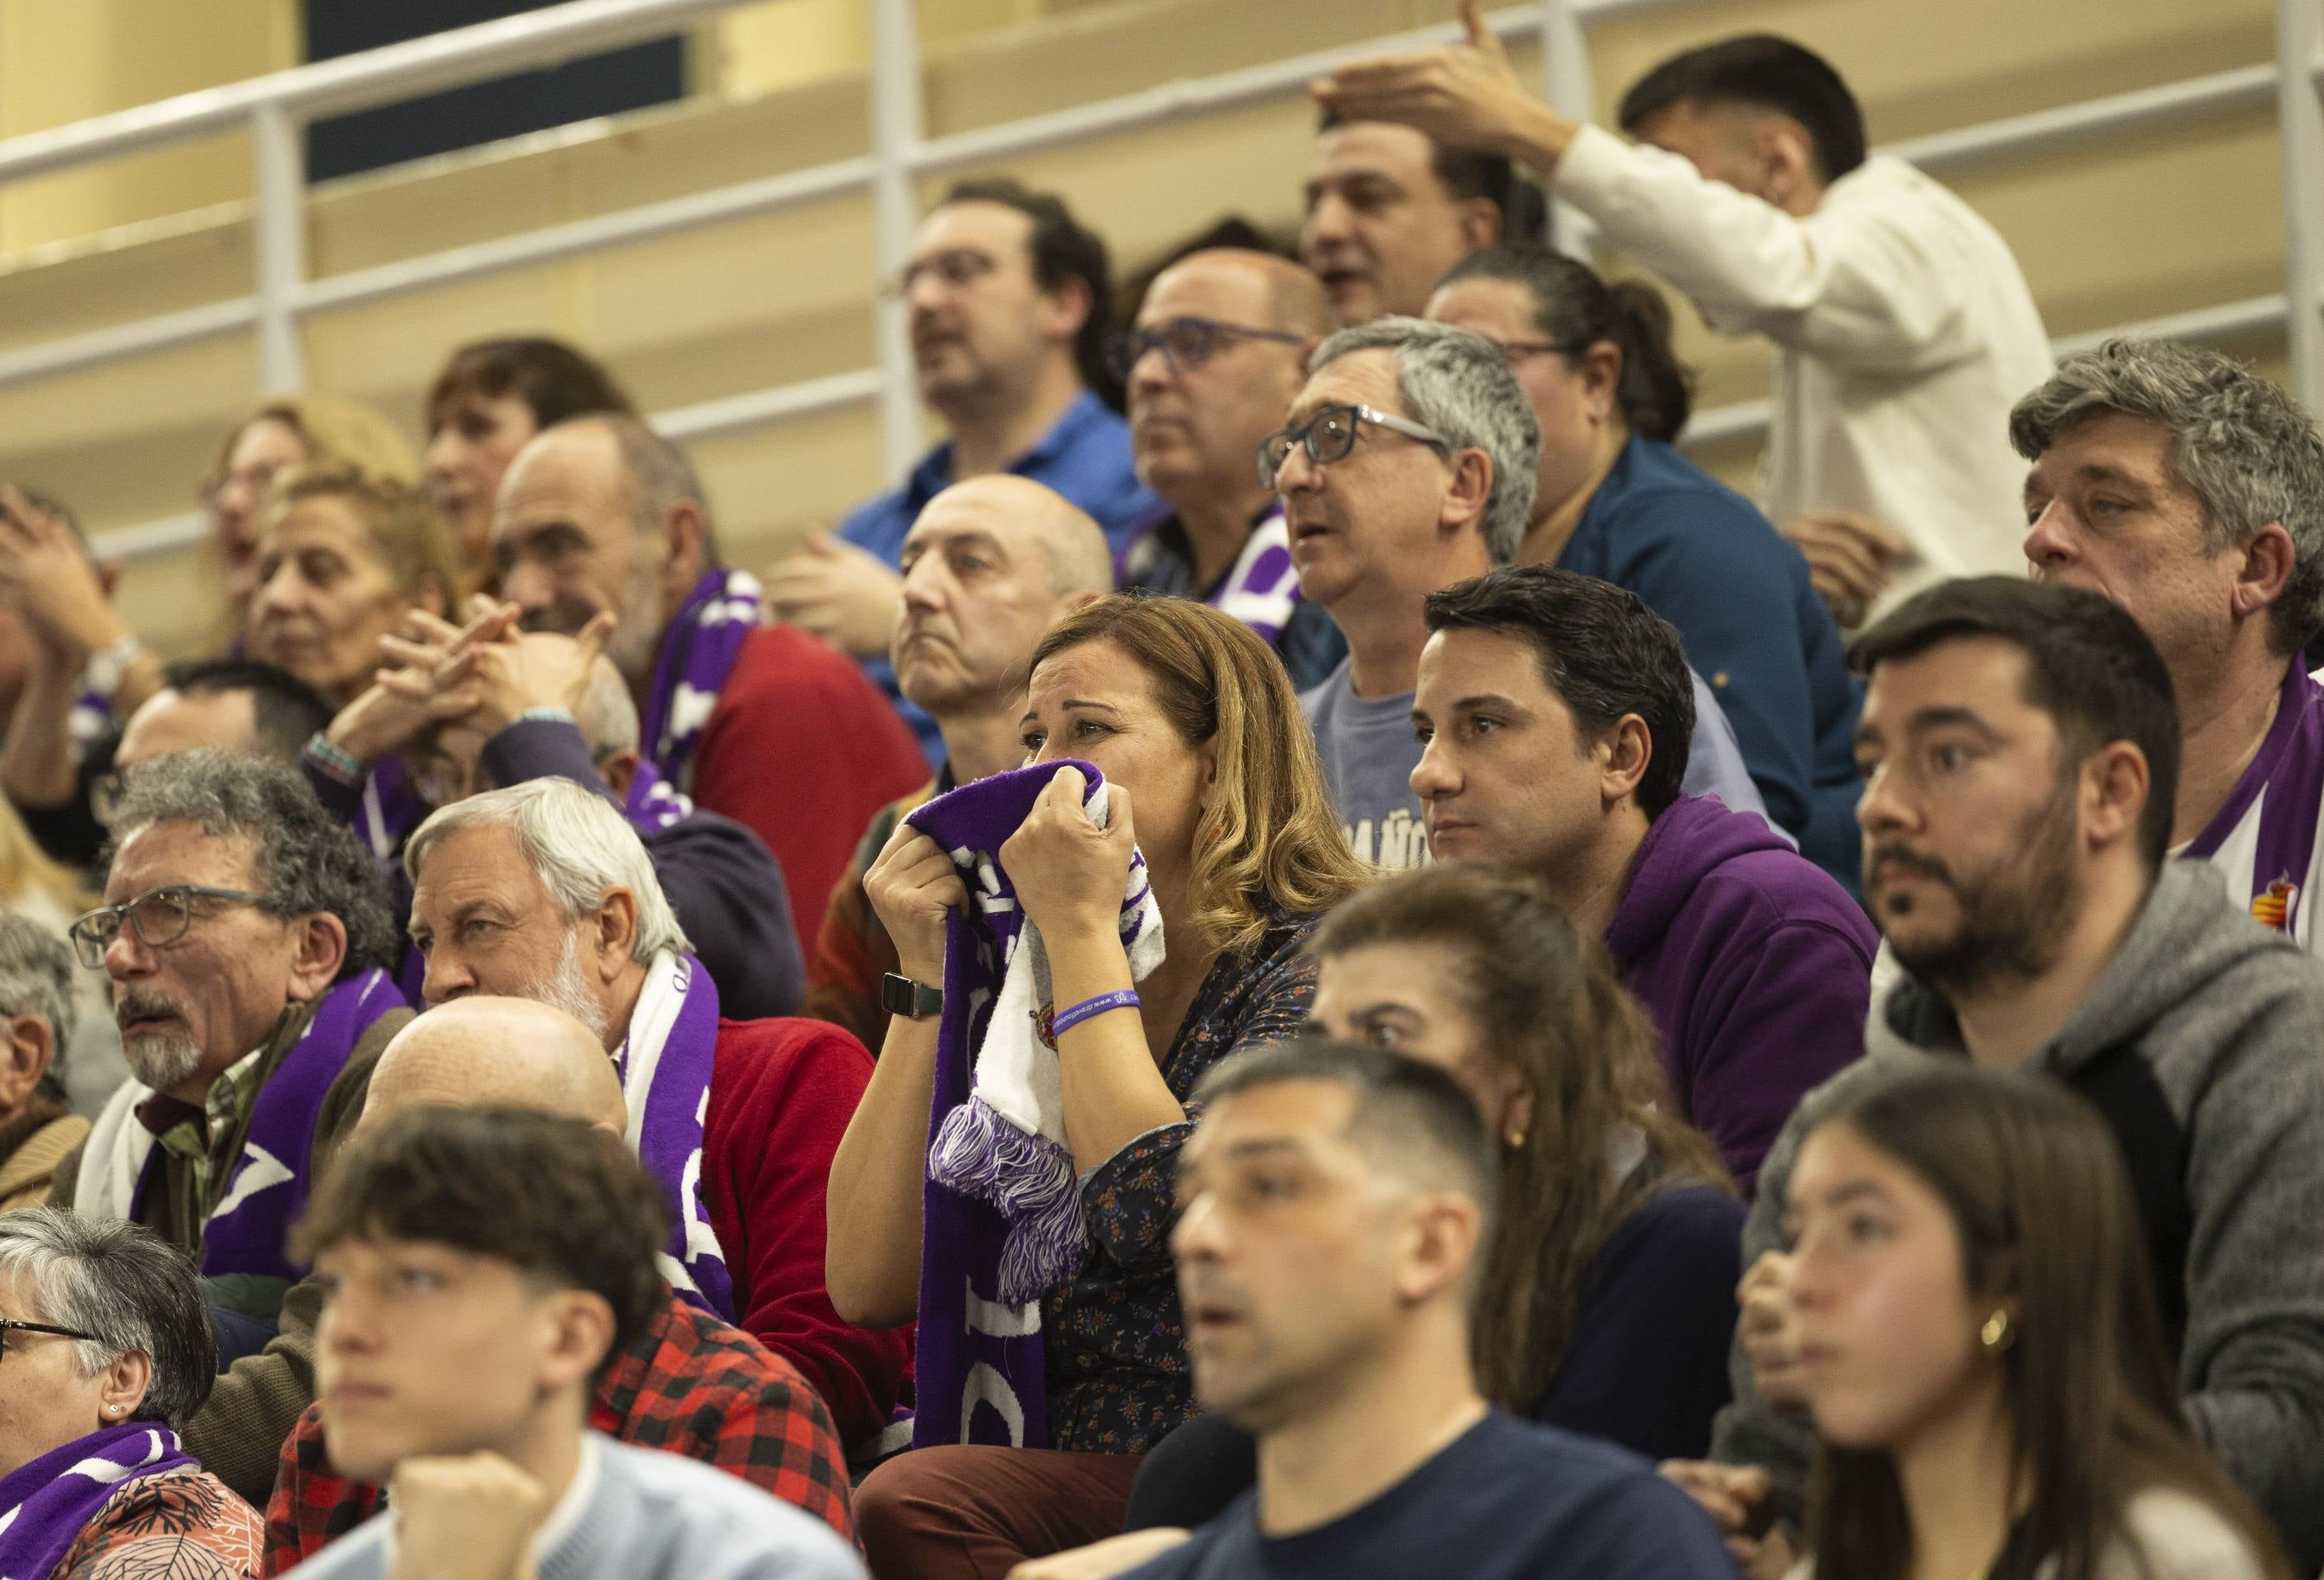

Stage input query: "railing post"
[
  {"left": 868, "top": 0, "right": 924, "bottom": 481},
  {"left": 2278, "top": 0, "right": 2324, "bottom": 411},
  {"left": 1537, "top": 0, "right": 1596, "bottom": 258},
  {"left": 251, "top": 100, "right": 307, "bottom": 394}
]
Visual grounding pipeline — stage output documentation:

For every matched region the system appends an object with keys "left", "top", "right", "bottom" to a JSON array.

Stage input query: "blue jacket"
[{"left": 1562, "top": 435, "right": 1863, "bottom": 891}]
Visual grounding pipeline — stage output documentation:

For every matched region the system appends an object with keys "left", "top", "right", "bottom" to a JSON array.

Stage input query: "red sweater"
[
  {"left": 690, "top": 626, "right": 928, "bottom": 960},
  {"left": 707, "top": 1014, "right": 909, "bottom": 1452}
]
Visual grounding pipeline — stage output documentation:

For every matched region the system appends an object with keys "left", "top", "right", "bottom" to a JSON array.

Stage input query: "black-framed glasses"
[
  {"left": 881, "top": 248, "right": 1000, "bottom": 300},
  {"left": 69, "top": 885, "right": 272, "bottom": 970},
  {"left": 0, "top": 1318, "right": 101, "bottom": 1358},
  {"left": 1105, "top": 316, "right": 1307, "bottom": 381},
  {"left": 1256, "top": 403, "right": 1453, "bottom": 490}
]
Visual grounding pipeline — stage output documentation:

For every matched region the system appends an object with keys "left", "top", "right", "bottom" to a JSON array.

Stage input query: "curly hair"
[{"left": 107, "top": 748, "right": 397, "bottom": 979}]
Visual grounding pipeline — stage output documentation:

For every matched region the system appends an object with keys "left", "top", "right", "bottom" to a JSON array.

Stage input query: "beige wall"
[{"left": 0, "top": 0, "right": 2294, "bottom": 654}]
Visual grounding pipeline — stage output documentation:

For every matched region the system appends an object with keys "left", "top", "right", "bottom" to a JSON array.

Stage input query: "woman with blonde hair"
[
  {"left": 830, "top": 593, "right": 1371, "bottom": 1580},
  {"left": 204, "top": 395, "right": 418, "bottom": 620}
]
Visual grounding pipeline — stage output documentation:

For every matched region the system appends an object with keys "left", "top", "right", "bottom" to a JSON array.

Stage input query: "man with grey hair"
[
  {"left": 0, "top": 1209, "right": 267, "bottom": 1574},
  {"left": 0, "top": 908, "right": 85, "bottom": 1211},
  {"left": 1275, "top": 314, "right": 1539, "bottom": 867},
  {"left": 492, "top": 413, "right": 927, "bottom": 957},
  {"left": 402, "top": 778, "right": 908, "bottom": 1456},
  {"left": 51, "top": 750, "right": 409, "bottom": 1351},
  {"left": 2018, "top": 339, "right": 2324, "bottom": 955},
  {"left": 378, "top": 617, "right": 804, "bottom": 1019}
]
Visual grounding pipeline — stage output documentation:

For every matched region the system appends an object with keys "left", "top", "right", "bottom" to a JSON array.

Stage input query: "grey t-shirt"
[{"left": 1300, "top": 659, "right": 1778, "bottom": 869}]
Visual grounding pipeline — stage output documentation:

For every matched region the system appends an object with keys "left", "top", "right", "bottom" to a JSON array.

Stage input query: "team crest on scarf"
[{"left": 2255, "top": 874, "right": 2299, "bottom": 932}]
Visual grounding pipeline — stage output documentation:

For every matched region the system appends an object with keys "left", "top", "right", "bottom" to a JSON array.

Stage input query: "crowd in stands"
[{"left": 5, "top": 6, "right": 2324, "bottom": 1579}]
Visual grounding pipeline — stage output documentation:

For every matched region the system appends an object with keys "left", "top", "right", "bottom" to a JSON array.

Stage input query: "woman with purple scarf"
[
  {"left": 830, "top": 595, "right": 1371, "bottom": 1580},
  {"left": 0, "top": 1209, "right": 263, "bottom": 1579}
]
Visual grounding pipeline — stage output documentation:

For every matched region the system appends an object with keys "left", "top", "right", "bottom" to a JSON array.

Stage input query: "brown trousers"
[{"left": 855, "top": 1446, "right": 1146, "bottom": 1580}]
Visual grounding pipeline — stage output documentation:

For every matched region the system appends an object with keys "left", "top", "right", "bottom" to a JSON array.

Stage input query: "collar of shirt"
[
  {"left": 904, "top": 388, "right": 1116, "bottom": 510},
  {"left": 136, "top": 1043, "right": 268, "bottom": 1166}
]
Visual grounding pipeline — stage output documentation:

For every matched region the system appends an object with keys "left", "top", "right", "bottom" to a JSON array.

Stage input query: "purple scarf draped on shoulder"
[
  {"left": 135, "top": 969, "right": 402, "bottom": 1283},
  {"left": 640, "top": 569, "right": 765, "bottom": 794},
  {"left": 2183, "top": 661, "right": 2324, "bottom": 934},
  {"left": 622, "top": 757, "right": 695, "bottom": 836},
  {"left": 0, "top": 1424, "right": 197, "bottom": 1579},
  {"left": 613, "top": 951, "right": 736, "bottom": 1321},
  {"left": 1210, "top": 504, "right": 1302, "bottom": 648}
]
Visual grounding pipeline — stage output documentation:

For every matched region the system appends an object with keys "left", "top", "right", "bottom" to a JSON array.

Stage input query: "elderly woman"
[
  {"left": 830, "top": 594, "right": 1371, "bottom": 1579},
  {"left": 0, "top": 1209, "right": 262, "bottom": 1579}
]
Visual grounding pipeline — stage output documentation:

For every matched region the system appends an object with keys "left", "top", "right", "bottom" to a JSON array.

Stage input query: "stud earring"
[
  {"left": 1979, "top": 1310, "right": 2014, "bottom": 1353},
  {"left": 1504, "top": 1130, "right": 1526, "bottom": 1151}
]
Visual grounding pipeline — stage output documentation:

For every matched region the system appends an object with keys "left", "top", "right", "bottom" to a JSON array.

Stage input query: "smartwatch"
[{"left": 881, "top": 972, "right": 944, "bottom": 1020}]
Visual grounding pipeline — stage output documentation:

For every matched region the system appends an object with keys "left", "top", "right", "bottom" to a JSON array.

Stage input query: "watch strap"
[{"left": 881, "top": 972, "right": 943, "bottom": 1020}]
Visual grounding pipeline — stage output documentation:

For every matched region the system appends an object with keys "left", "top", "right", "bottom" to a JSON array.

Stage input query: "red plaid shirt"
[{"left": 262, "top": 1290, "right": 853, "bottom": 1574}]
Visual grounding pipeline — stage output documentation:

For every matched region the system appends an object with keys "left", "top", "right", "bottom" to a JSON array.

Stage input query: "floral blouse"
[
  {"left": 58, "top": 1467, "right": 263, "bottom": 1580},
  {"left": 1041, "top": 907, "right": 1322, "bottom": 1453}
]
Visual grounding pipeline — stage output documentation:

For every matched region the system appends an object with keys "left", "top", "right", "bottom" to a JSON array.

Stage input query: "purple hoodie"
[{"left": 1607, "top": 795, "right": 1875, "bottom": 1192}]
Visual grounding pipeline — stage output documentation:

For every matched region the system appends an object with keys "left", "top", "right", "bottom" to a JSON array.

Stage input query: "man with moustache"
[
  {"left": 769, "top": 179, "right": 1160, "bottom": 762},
  {"left": 51, "top": 752, "right": 410, "bottom": 1345},
  {"left": 804, "top": 475, "right": 1112, "bottom": 1049},
  {"left": 491, "top": 412, "right": 926, "bottom": 950},
  {"left": 1676, "top": 576, "right": 2324, "bottom": 1577},
  {"left": 1116, "top": 249, "right": 1346, "bottom": 688}
]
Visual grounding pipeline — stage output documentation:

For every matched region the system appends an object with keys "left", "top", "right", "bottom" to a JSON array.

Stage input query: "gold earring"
[
  {"left": 1980, "top": 1310, "right": 2014, "bottom": 1353},
  {"left": 1504, "top": 1131, "right": 1526, "bottom": 1151}
]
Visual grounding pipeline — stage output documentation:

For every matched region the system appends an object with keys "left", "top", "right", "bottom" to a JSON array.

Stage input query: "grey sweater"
[
  {"left": 1711, "top": 862, "right": 2324, "bottom": 1573},
  {"left": 290, "top": 1434, "right": 862, "bottom": 1580}
]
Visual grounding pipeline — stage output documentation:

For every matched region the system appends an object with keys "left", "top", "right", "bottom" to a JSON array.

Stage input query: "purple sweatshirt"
[{"left": 1606, "top": 795, "right": 1875, "bottom": 1192}]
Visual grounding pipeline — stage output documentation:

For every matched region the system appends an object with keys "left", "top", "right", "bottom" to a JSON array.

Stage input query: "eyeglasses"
[
  {"left": 1105, "top": 317, "right": 1307, "bottom": 381},
  {"left": 882, "top": 248, "right": 1000, "bottom": 300},
  {"left": 69, "top": 885, "right": 272, "bottom": 970},
  {"left": 1256, "top": 403, "right": 1453, "bottom": 490},
  {"left": 199, "top": 462, "right": 284, "bottom": 511},
  {"left": 0, "top": 1318, "right": 100, "bottom": 1359}
]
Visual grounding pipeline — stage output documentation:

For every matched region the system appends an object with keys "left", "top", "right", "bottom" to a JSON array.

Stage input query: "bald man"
[
  {"left": 249, "top": 997, "right": 858, "bottom": 1566},
  {"left": 403, "top": 634, "right": 805, "bottom": 1020},
  {"left": 1119, "top": 249, "right": 1348, "bottom": 689},
  {"left": 802, "top": 476, "right": 1111, "bottom": 1048},
  {"left": 494, "top": 413, "right": 927, "bottom": 953}
]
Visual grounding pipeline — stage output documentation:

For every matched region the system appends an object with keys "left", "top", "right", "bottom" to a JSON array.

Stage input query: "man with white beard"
[
  {"left": 402, "top": 778, "right": 908, "bottom": 1459},
  {"left": 52, "top": 750, "right": 410, "bottom": 1344}
]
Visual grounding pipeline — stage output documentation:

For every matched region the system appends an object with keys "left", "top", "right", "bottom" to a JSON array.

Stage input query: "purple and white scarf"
[
  {"left": 640, "top": 568, "right": 765, "bottom": 794},
  {"left": 360, "top": 757, "right": 430, "bottom": 871},
  {"left": 622, "top": 757, "right": 695, "bottom": 837},
  {"left": 2183, "top": 661, "right": 2324, "bottom": 936},
  {"left": 0, "top": 1424, "right": 197, "bottom": 1580},
  {"left": 904, "top": 760, "right": 1165, "bottom": 1448},
  {"left": 1209, "top": 505, "right": 1303, "bottom": 648},
  {"left": 77, "top": 971, "right": 402, "bottom": 1284},
  {"left": 613, "top": 950, "right": 737, "bottom": 1321}
]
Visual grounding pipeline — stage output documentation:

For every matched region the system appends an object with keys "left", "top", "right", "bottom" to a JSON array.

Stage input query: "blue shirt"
[
  {"left": 1563, "top": 434, "right": 1863, "bottom": 891},
  {"left": 839, "top": 390, "right": 1163, "bottom": 766},
  {"left": 1119, "top": 1410, "right": 1734, "bottom": 1580}
]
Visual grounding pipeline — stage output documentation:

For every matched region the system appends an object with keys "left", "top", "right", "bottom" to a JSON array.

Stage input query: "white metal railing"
[{"left": 0, "top": 0, "right": 2315, "bottom": 565}]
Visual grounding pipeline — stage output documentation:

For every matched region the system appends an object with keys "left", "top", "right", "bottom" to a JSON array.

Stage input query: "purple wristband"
[{"left": 1050, "top": 989, "right": 1141, "bottom": 1039}]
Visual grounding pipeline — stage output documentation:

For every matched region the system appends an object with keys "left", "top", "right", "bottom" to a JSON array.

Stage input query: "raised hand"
[
  {"left": 1309, "top": 0, "right": 1543, "bottom": 160},
  {"left": 0, "top": 485, "right": 128, "bottom": 661},
  {"left": 1783, "top": 511, "right": 1905, "bottom": 630},
  {"left": 764, "top": 531, "right": 906, "bottom": 658}
]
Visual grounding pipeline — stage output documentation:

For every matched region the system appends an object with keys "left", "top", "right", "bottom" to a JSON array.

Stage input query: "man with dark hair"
[
  {"left": 2015, "top": 341, "right": 2324, "bottom": 960},
  {"left": 1116, "top": 249, "right": 1347, "bottom": 688},
  {"left": 247, "top": 998, "right": 854, "bottom": 1561},
  {"left": 492, "top": 413, "right": 926, "bottom": 951},
  {"left": 1107, "top": 1040, "right": 1731, "bottom": 1579},
  {"left": 291, "top": 1104, "right": 862, "bottom": 1580},
  {"left": 1410, "top": 565, "right": 1871, "bottom": 1188},
  {"left": 770, "top": 179, "right": 1160, "bottom": 765},
  {"left": 1680, "top": 575, "right": 2324, "bottom": 1575},
  {"left": 1313, "top": 2, "right": 2050, "bottom": 626},
  {"left": 50, "top": 751, "right": 411, "bottom": 1350},
  {"left": 1302, "top": 109, "right": 1541, "bottom": 327},
  {"left": 425, "top": 335, "right": 636, "bottom": 574},
  {"left": 0, "top": 906, "right": 84, "bottom": 1211}
]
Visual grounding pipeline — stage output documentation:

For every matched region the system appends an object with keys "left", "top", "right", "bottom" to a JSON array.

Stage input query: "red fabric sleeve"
[
  {"left": 690, "top": 628, "right": 930, "bottom": 960},
  {"left": 705, "top": 1016, "right": 911, "bottom": 1452}
]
